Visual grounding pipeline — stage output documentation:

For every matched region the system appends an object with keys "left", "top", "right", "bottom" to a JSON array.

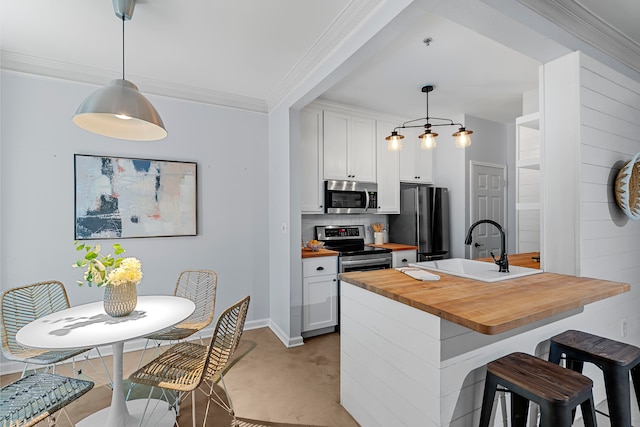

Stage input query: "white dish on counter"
[{"left": 409, "top": 258, "right": 543, "bottom": 283}]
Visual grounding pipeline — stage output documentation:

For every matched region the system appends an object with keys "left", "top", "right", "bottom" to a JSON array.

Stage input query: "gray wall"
[{"left": 0, "top": 70, "right": 271, "bottom": 373}]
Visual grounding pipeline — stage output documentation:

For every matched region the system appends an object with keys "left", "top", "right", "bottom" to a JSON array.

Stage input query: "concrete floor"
[
  {"left": 3, "top": 327, "right": 639, "bottom": 426},
  {"left": 1, "top": 327, "right": 358, "bottom": 427}
]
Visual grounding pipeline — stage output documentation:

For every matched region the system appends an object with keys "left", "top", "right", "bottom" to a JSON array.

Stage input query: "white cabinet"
[
  {"left": 302, "top": 256, "right": 338, "bottom": 334},
  {"left": 399, "top": 127, "right": 433, "bottom": 183},
  {"left": 376, "top": 120, "right": 400, "bottom": 213},
  {"left": 300, "top": 108, "right": 324, "bottom": 213},
  {"left": 515, "top": 112, "right": 541, "bottom": 253},
  {"left": 392, "top": 250, "right": 417, "bottom": 268},
  {"left": 323, "top": 110, "right": 376, "bottom": 183}
]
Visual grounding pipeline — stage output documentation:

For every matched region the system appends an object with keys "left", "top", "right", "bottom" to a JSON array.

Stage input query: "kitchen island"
[{"left": 338, "top": 262, "right": 629, "bottom": 426}]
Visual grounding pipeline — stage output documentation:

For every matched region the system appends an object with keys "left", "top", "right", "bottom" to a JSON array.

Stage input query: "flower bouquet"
[{"left": 73, "top": 242, "right": 143, "bottom": 316}]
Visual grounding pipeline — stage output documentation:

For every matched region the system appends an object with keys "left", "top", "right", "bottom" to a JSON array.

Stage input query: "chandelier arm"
[
  {"left": 396, "top": 120, "right": 464, "bottom": 130},
  {"left": 400, "top": 117, "right": 430, "bottom": 128}
]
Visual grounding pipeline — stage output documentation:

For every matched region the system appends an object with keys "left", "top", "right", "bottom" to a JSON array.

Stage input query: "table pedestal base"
[{"left": 78, "top": 399, "right": 176, "bottom": 427}]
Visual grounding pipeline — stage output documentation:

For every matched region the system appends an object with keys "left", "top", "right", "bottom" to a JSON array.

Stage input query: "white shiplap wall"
[{"left": 543, "top": 51, "right": 640, "bottom": 342}]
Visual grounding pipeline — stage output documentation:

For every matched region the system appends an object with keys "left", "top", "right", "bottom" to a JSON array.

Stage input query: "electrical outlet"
[{"left": 622, "top": 318, "right": 628, "bottom": 337}]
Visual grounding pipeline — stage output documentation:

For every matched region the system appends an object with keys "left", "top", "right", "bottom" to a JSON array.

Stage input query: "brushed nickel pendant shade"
[{"left": 73, "top": 0, "right": 167, "bottom": 141}]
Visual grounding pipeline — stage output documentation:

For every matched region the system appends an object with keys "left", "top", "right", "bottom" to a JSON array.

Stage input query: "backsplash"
[{"left": 301, "top": 214, "right": 389, "bottom": 244}]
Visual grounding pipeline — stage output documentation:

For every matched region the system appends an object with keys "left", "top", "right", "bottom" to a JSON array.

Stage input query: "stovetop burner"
[{"left": 315, "top": 225, "right": 391, "bottom": 257}]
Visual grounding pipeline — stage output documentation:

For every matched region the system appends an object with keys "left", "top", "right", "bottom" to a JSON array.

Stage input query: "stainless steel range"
[{"left": 315, "top": 225, "right": 392, "bottom": 273}]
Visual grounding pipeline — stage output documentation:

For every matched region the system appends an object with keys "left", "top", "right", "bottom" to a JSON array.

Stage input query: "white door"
[{"left": 469, "top": 162, "right": 506, "bottom": 259}]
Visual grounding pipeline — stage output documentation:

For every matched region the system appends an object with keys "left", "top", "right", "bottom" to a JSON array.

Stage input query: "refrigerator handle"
[{"left": 415, "top": 187, "right": 420, "bottom": 246}]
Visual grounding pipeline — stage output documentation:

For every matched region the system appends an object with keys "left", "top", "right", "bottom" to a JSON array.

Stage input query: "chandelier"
[{"left": 385, "top": 85, "right": 473, "bottom": 151}]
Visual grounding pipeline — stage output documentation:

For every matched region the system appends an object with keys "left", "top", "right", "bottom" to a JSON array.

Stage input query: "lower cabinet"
[
  {"left": 392, "top": 249, "right": 417, "bottom": 268},
  {"left": 302, "top": 256, "right": 338, "bottom": 335}
]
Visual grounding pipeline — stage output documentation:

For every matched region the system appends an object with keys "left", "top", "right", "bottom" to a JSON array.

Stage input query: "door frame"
[{"left": 469, "top": 161, "right": 507, "bottom": 258}]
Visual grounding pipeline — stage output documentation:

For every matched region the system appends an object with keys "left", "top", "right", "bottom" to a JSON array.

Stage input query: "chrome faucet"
[{"left": 465, "top": 219, "right": 509, "bottom": 272}]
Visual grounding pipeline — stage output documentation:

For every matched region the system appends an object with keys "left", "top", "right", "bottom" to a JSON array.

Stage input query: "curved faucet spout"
[{"left": 465, "top": 219, "right": 509, "bottom": 272}]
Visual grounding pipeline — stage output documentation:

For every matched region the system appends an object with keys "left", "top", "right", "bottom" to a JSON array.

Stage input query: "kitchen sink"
[{"left": 409, "top": 258, "right": 543, "bottom": 283}]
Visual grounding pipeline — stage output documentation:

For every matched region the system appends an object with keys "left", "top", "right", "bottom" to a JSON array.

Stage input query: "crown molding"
[
  {"left": 1, "top": 51, "right": 268, "bottom": 113},
  {"left": 2, "top": 0, "right": 381, "bottom": 115},
  {"left": 266, "top": 0, "right": 383, "bottom": 111},
  {"left": 515, "top": 0, "right": 640, "bottom": 74}
]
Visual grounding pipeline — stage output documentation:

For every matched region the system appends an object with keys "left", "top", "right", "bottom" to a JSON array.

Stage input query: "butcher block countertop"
[
  {"left": 476, "top": 252, "right": 541, "bottom": 269},
  {"left": 302, "top": 248, "right": 339, "bottom": 258},
  {"left": 367, "top": 243, "right": 419, "bottom": 251},
  {"left": 339, "top": 260, "right": 629, "bottom": 335}
]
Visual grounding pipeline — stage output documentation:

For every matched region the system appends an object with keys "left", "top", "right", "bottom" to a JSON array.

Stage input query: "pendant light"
[
  {"left": 73, "top": 0, "right": 167, "bottom": 141},
  {"left": 385, "top": 85, "right": 472, "bottom": 151}
]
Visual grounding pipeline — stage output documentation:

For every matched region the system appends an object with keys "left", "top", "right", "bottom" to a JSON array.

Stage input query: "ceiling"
[{"left": 2, "top": 0, "right": 639, "bottom": 125}]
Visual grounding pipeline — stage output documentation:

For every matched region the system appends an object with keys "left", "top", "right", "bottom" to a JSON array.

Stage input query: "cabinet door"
[
  {"left": 302, "top": 274, "right": 338, "bottom": 332},
  {"left": 300, "top": 108, "right": 324, "bottom": 213},
  {"left": 348, "top": 116, "right": 376, "bottom": 182},
  {"left": 322, "top": 111, "right": 349, "bottom": 180},
  {"left": 392, "top": 250, "right": 417, "bottom": 268},
  {"left": 399, "top": 128, "right": 433, "bottom": 184},
  {"left": 414, "top": 146, "right": 433, "bottom": 184},
  {"left": 376, "top": 120, "right": 400, "bottom": 213}
]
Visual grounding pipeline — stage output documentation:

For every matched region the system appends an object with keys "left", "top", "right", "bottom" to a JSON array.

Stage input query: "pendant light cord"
[
  {"left": 122, "top": 15, "right": 126, "bottom": 80},
  {"left": 425, "top": 89, "right": 430, "bottom": 123}
]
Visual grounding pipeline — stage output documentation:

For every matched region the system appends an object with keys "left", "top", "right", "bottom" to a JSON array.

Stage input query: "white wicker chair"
[{"left": 128, "top": 296, "right": 250, "bottom": 427}]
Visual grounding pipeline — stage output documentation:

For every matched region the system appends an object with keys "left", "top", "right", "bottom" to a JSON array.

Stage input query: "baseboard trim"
[{"left": 268, "top": 320, "right": 304, "bottom": 348}]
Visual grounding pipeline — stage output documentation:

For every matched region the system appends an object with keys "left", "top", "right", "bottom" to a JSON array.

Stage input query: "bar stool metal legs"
[
  {"left": 479, "top": 352, "right": 597, "bottom": 427},
  {"left": 550, "top": 329, "right": 640, "bottom": 427}
]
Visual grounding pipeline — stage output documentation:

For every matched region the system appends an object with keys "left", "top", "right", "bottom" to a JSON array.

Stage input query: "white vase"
[{"left": 103, "top": 281, "right": 138, "bottom": 317}]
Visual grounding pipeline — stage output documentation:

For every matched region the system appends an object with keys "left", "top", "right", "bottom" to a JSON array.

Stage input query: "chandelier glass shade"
[
  {"left": 386, "top": 85, "right": 472, "bottom": 151},
  {"left": 72, "top": 0, "right": 167, "bottom": 141}
]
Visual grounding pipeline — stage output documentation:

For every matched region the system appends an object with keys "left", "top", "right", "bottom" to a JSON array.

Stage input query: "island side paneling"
[{"left": 340, "top": 280, "right": 630, "bottom": 426}]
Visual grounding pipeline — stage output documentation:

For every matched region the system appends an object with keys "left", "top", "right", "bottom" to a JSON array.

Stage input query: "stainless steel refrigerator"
[{"left": 389, "top": 184, "right": 450, "bottom": 261}]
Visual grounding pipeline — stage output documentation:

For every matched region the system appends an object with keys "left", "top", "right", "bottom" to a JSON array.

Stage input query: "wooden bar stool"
[
  {"left": 550, "top": 329, "right": 640, "bottom": 427},
  {"left": 479, "top": 352, "right": 597, "bottom": 427}
]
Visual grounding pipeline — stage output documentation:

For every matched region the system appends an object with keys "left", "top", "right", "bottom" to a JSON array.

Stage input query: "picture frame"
[{"left": 74, "top": 154, "right": 197, "bottom": 239}]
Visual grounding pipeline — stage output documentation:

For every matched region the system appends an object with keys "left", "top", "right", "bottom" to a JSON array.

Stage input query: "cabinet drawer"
[
  {"left": 392, "top": 250, "right": 417, "bottom": 268},
  {"left": 303, "top": 257, "right": 338, "bottom": 277}
]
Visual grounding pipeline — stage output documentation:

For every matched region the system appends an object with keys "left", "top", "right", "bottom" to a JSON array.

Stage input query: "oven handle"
[{"left": 341, "top": 257, "right": 391, "bottom": 267}]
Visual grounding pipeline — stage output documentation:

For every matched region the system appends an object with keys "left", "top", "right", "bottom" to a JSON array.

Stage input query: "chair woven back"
[
  {"left": 175, "top": 269, "right": 217, "bottom": 329},
  {"left": 0, "top": 372, "right": 94, "bottom": 427},
  {"left": 204, "top": 296, "right": 250, "bottom": 382},
  {"left": 144, "top": 270, "right": 217, "bottom": 342},
  {"left": 1, "top": 281, "right": 71, "bottom": 360}
]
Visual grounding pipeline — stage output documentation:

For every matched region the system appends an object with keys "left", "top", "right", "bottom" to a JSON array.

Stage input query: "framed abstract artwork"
[{"left": 74, "top": 154, "right": 197, "bottom": 239}]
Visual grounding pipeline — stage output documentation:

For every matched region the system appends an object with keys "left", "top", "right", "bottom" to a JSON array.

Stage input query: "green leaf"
[{"left": 85, "top": 251, "right": 98, "bottom": 260}]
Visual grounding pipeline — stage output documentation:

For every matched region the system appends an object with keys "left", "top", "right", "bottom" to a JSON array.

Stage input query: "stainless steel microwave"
[{"left": 324, "top": 181, "right": 378, "bottom": 214}]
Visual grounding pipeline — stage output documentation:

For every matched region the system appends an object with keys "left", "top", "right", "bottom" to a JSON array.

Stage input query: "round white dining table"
[{"left": 16, "top": 295, "right": 196, "bottom": 427}]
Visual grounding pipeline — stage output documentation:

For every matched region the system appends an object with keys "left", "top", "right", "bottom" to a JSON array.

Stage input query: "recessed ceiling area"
[{"left": 318, "top": 11, "right": 541, "bottom": 124}]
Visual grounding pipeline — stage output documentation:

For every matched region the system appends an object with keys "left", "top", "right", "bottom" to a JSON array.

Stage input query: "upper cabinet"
[
  {"left": 376, "top": 120, "right": 400, "bottom": 213},
  {"left": 398, "top": 127, "right": 433, "bottom": 184},
  {"left": 323, "top": 110, "right": 376, "bottom": 183},
  {"left": 300, "top": 108, "right": 324, "bottom": 214}
]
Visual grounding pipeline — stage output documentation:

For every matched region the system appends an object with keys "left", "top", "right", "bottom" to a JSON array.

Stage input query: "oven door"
[{"left": 339, "top": 254, "right": 392, "bottom": 273}]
